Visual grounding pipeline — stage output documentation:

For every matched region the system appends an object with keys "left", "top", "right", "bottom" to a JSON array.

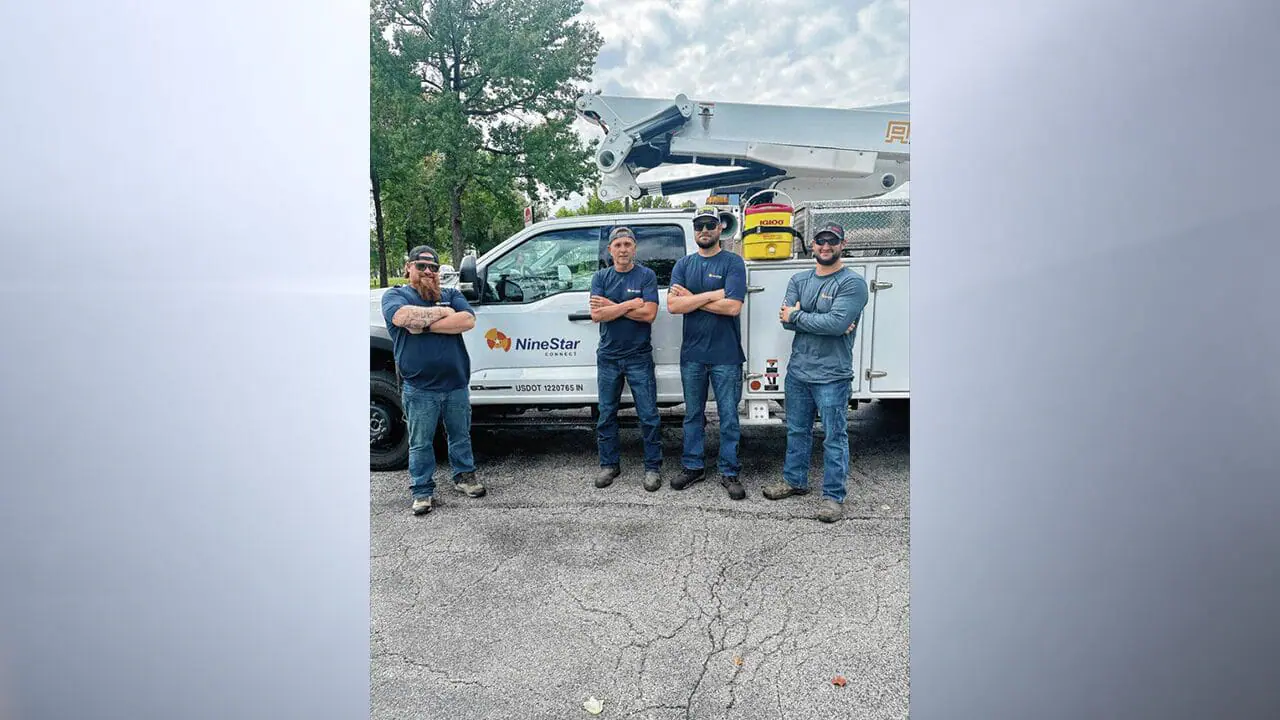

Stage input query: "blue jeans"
[
  {"left": 782, "top": 373, "right": 852, "bottom": 503},
  {"left": 680, "top": 361, "right": 742, "bottom": 477},
  {"left": 597, "top": 353, "right": 662, "bottom": 471},
  {"left": 402, "top": 383, "right": 476, "bottom": 499}
]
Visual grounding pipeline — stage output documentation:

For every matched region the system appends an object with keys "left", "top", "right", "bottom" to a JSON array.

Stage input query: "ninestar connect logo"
[
  {"left": 484, "top": 328, "right": 512, "bottom": 351},
  {"left": 483, "top": 328, "right": 581, "bottom": 357}
]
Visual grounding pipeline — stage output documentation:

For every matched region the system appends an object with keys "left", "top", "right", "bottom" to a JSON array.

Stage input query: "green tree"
[
  {"left": 459, "top": 182, "right": 524, "bottom": 255},
  {"left": 373, "top": 0, "right": 603, "bottom": 267},
  {"left": 638, "top": 195, "right": 673, "bottom": 209},
  {"left": 371, "top": 23, "right": 441, "bottom": 285}
]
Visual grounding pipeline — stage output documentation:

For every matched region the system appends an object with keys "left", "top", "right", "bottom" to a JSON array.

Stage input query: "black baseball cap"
[
  {"left": 813, "top": 224, "right": 845, "bottom": 241},
  {"left": 407, "top": 245, "right": 440, "bottom": 264}
]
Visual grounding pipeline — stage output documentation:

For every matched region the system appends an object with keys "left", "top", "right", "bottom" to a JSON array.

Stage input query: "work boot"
[
  {"left": 411, "top": 496, "right": 433, "bottom": 515},
  {"left": 721, "top": 476, "right": 746, "bottom": 501},
  {"left": 643, "top": 470, "right": 663, "bottom": 492},
  {"left": 670, "top": 467, "right": 705, "bottom": 491},
  {"left": 816, "top": 499, "right": 844, "bottom": 523},
  {"left": 594, "top": 466, "right": 621, "bottom": 488},
  {"left": 452, "top": 472, "right": 486, "bottom": 498},
  {"left": 762, "top": 481, "right": 810, "bottom": 501}
]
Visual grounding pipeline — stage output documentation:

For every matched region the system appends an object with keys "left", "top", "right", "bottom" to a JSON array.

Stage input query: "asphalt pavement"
[{"left": 371, "top": 401, "right": 909, "bottom": 720}]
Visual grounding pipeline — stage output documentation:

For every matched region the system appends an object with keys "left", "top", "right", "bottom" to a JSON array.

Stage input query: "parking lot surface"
[{"left": 371, "top": 401, "right": 909, "bottom": 719}]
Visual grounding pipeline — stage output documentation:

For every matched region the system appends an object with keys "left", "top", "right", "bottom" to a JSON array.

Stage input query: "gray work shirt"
[{"left": 781, "top": 267, "right": 870, "bottom": 384}]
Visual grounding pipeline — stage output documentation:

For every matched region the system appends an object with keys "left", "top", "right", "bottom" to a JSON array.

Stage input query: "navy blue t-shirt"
[
  {"left": 380, "top": 285, "right": 475, "bottom": 392},
  {"left": 670, "top": 250, "right": 747, "bottom": 365},
  {"left": 590, "top": 264, "right": 659, "bottom": 360}
]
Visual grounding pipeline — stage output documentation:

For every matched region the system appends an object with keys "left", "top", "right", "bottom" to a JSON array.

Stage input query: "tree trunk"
[
  {"left": 404, "top": 209, "right": 414, "bottom": 259},
  {"left": 449, "top": 182, "right": 465, "bottom": 267},
  {"left": 425, "top": 196, "right": 436, "bottom": 249},
  {"left": 371, "top": 162, "right": 389, "bottom": 288}
]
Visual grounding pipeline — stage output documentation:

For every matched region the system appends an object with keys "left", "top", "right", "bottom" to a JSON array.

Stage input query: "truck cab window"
[
  {"left": 483, "top": 227, "right": 602, "bottom": 304},
  {"left": 601, "top": 223, "right": 685, "bottom": 288}
]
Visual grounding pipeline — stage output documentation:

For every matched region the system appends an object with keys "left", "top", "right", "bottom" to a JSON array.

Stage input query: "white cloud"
[
  {"left": 555, "top": 0, "right": 910, "bottom": 211},
  {"left": 581, "top": 0, "right": 908, "bottom": 106}
]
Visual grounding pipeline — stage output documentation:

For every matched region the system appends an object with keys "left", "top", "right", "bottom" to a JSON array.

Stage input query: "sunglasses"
[
  {"left": 693, "top": 219, "right": 719, "bottom": 231},
  {"left": 412, "top": 261, "right": 440, "bottom": 273},
  {"left": 812, "top": 235, "right": 842, "bottom": 246}
]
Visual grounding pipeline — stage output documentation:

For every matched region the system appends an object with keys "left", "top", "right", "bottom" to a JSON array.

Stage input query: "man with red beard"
[
  {"left": 764, "top": 225, "right": 868, "bottom": 523},
  {"left": 382, "top": 245, "right": 486, "bottom": 515}
]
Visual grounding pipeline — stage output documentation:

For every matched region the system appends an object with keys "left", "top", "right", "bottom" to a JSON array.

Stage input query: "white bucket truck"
[{"left": 371, "top": 93, "right": 909, "bottom": 469}]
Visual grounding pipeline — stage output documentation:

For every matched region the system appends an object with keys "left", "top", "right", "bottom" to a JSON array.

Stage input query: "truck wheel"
[{"left": 370, "top": 371, "right": 408, "bottom": 471}]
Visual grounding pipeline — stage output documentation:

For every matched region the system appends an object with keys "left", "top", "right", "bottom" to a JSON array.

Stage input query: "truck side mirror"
[{"left": 458, "top": 254, "right": 481, "bottom": 302}]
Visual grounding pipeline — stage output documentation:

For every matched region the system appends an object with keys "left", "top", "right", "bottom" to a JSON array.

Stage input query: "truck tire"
[
  {"left": 370, "top": 370, "right": 449, "bottom": 471},
  {"left": 370, "top": 370, "right": 409, "bottom": 471}
]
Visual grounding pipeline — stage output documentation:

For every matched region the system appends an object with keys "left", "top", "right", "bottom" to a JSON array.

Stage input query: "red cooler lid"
[{"left": 744, "top": 203, "right": 793, "bottom": 214}]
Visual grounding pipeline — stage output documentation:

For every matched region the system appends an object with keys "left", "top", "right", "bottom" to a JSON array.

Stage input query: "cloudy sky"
[{"left": 557, "top": 0, "right": 910, "bottom": 210}]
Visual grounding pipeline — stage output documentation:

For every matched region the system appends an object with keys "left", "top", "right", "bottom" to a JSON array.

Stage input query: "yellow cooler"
[{"left": 741, "top": 191, "right": 798, "bottom": 260}]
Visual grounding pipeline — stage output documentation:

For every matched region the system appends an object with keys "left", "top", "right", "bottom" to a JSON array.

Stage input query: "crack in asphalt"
[
  {"left": 375, "top": 651, "right": 481, "bottom": 687},
  {"left": 677, "top": 521, "right": 785, "bottom": 718},
  {"left": 621, "top": 703, "right": 688, "bottom": 720}
]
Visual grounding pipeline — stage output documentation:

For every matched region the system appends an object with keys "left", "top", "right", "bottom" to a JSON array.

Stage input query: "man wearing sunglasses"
[
  {"left": 381, "top": 245, "right": 486, "bottom": 516},
  {"left": 763, "top": 224, "right": 869, "bottom": 523},
  {"left": 666, "top": 206, "right": 748, "bottom": 500}
]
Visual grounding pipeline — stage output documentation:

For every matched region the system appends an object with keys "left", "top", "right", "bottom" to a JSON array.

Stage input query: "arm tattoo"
[{"left": 402, "top": 305, "right": 450, "bottom": 331}]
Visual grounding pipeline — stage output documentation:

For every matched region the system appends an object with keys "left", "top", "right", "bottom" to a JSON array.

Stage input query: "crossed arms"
[
  {"left": 590, "top": 295, "right": 658, "bottom": 323},
  {"left": 390, "top": 305, "right": 476, "bottom": 334},
  {"left": 666, "top": 285, "right": 743, "bottom": 317},
  {"left": 780, "top": 277, "right": 868, "bottom": 336}
]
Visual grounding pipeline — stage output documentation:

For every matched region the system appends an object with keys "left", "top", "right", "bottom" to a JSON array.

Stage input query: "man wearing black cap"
[
  {"left": 763, "top": 224, "right": 868, "bottom": 523},
  {"left": 381, "top": 245, "right": 486, "bottom": 516},
  {"left": 666, "top": 205, "right": 748, "bottom": 499},
  {"left": 589, "top": 226, "right": 663, "bottom": 491}
]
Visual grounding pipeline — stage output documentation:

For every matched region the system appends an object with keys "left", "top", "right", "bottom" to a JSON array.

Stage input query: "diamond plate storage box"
[{"left": 792, "top": 196, "right": 911, "bottom": 258}]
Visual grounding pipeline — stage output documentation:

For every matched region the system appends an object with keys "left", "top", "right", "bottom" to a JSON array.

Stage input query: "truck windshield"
[{"left": 483, "top": 227, "right": 602, "bottom": 304}]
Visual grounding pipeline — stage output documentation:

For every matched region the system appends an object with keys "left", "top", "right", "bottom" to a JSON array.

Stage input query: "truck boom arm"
[{"left": 575, "top": 93, "right": 910, "bottom": 202}]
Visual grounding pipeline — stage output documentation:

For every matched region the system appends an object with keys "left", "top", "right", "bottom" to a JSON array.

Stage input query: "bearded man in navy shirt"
[
  {"left": 381, "top": 245, "right": 487, "bottom": 516},
  {"left": 666, "top": 206, "right": 748, "bottom": 500}
]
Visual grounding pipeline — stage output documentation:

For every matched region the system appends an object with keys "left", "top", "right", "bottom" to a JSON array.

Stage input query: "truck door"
[
  {"left": 742, "top": 262, "right": 868, "bottom": 398},
  {"left": 866, "top": 263, "right": 909, "bottom": 393},
  {"left": 464, "top": 226, "right": 604, "bottom": 404}
]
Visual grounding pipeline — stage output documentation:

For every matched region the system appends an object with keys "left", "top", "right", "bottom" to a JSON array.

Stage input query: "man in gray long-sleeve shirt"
[{"left": 762, "top": 223, "right": 869, "bottom": 523}]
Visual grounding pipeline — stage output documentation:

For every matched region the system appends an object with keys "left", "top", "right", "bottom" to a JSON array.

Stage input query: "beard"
[
  {"left": 695, "top": 234, "right": 719, "bottom": 249},
  {"left": 815, "top": 252, "right": 841, "bottom": 266},
  {"left": 414, "top": 277, "right": 441, "bottom": 301}
]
